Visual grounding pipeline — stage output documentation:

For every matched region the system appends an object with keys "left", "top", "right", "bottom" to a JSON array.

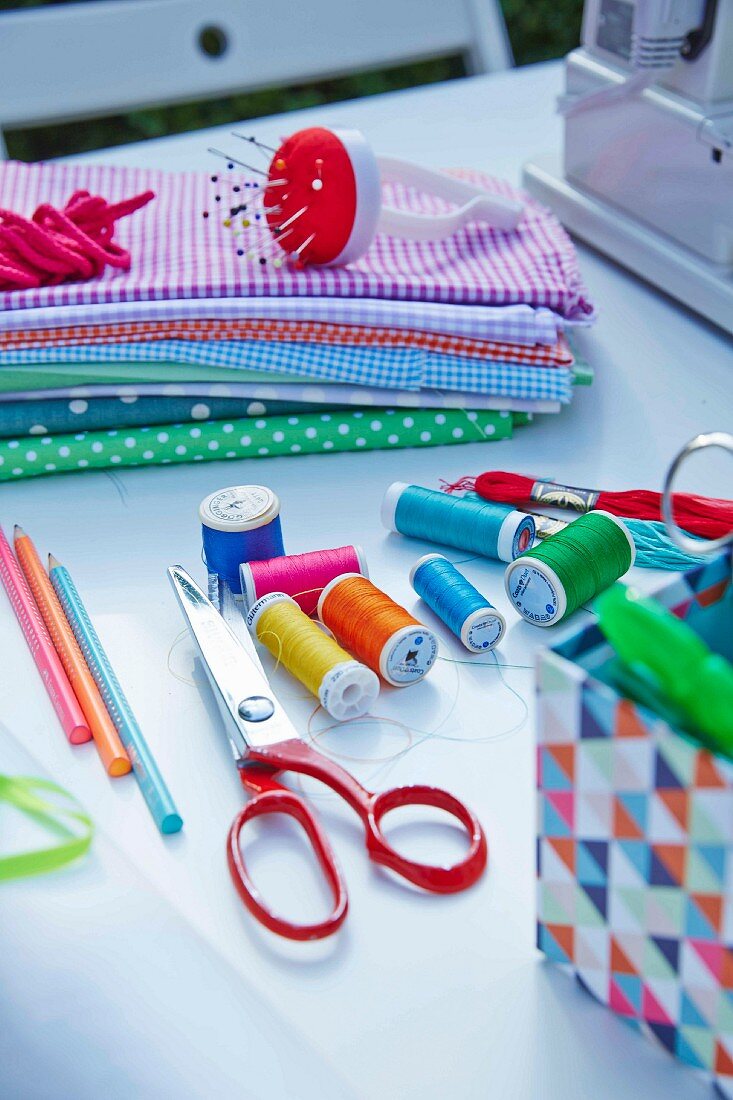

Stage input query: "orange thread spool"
[{"left": 317, "top": 573, "right": 438, "bottom": 687}]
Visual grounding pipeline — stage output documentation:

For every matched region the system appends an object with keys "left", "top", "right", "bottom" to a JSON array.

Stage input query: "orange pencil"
[{"left": 14, "top": 527, "right": 131, "bottom": 778}]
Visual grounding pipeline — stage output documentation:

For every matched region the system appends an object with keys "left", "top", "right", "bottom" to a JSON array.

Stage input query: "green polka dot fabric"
[{"left": 0, "top": 407, "right": 514, "bottom": 481}]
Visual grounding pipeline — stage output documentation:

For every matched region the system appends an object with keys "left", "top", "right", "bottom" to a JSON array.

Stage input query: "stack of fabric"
[{"left": 0, "top": 159, "right": 594, "bottom": 481}]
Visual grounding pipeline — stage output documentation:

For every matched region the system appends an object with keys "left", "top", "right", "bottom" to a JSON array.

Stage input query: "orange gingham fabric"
[{"left": 0, "top": 318, "right": 572, "bottom": 368}]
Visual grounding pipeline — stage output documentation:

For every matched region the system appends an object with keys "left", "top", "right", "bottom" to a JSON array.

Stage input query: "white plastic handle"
[{"left": 376, "top": 156, "right": 523, "bottom": 238}]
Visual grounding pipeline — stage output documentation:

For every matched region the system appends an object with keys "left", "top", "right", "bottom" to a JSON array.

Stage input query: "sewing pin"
[{"left": 207, "top": 148, "right": 268, "bottom": 177}]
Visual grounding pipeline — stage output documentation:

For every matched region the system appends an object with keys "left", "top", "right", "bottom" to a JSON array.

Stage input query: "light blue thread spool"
[
  {"left": 200, "top": 485, "right": 285, "bottom": 593},
  {"left": 410, "top": 553, "right": 506, "bottom": 652},
  {"left": 382, "top": 482, "right": 535, "bottom": 563}
]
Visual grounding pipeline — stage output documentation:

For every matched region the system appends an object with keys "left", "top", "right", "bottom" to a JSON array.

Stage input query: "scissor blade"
[
  {"left": 167, "top": 566, "right": 300, "bottom": 755},
  {"left": 208, "top": 570, "right": 266, "bottom": 677}
]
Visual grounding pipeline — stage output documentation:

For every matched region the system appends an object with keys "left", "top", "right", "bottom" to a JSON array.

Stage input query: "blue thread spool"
[
  {"left": 410, "top": 554, "right": 506, "bottom": 652},
  {"left": 200, "top": 485, "right": 285, "bottom": 592},
  {"left": 382, "top": 482, "right": 535, "bottom": 563}
]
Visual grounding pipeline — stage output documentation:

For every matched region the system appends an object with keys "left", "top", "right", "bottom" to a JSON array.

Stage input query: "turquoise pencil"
[{"left": 49, "top": 554, "right": 182, "bottom": 835}]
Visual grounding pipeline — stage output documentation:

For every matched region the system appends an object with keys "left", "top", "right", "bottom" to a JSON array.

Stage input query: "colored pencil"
[
  {"left": 48, "top": 554, "right": 182, "bottom": 835},
  {"left": 14, "top": 527, "right": 131, "bottom": 778},
  {"left": 0, "top": 525, "right": 90, "bottom": 744}
]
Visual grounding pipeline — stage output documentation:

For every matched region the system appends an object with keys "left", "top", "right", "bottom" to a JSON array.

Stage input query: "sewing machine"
[{"left": 523, "top": 0, "right": 733, "bottom": 335}]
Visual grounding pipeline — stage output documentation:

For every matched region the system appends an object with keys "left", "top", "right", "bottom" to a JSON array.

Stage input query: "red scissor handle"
[
  {"left": 227, "top": 740, "right": 487, "bottom": 940},
  {"left": 227, "top": 769, "right": 348, "bottom": 942}
]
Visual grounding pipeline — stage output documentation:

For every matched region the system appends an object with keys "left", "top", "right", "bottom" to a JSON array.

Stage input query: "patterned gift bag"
[{"left": 537, "top": 552, "right": 733, "bottom": 1094}]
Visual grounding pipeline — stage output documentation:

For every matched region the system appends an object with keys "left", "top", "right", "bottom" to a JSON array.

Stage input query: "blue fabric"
[{"left": 0, "top": 341, "right": 573, "bottom": 402}]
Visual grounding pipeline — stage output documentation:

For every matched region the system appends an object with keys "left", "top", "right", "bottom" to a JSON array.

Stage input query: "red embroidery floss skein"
[
  {"left": 318, "top": 573, "right": 438, "bottom": 687},
  {"left": 240, "top": 545, "right": 368, "bottom": 616},
  {"left": 445, "top": 470, "right": 733, "bottom": 542}
]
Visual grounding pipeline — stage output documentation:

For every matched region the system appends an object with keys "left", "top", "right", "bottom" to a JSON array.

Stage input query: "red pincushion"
[{"left": 264, "top": 127, "right": 362, "bottom": 266}]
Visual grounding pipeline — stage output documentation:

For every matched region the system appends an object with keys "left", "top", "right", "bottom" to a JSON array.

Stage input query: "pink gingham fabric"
[{"left": 0, "top": 161, "right": 594, "bottom": 319}]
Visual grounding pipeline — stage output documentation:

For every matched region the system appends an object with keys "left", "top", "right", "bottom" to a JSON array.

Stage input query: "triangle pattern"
[
  {"left": 651, "top": 844, "right": 685, "bottom": 886},
  {"left": 540, "top": 750, "right": 574, "bottom": 791},
  {"left": 583, "top": 884, "right": 607, "bottom": 920},
  {"left": 618, "top": 792, "right": 647, "bottom": 833},
  {"left": 609, "top": 978, "right": 637, "bottom": 1017},
  {"left": 580, "top": 687, "right": 615, "bottom": 740},
  {"left": 614, "top": 973, "right": 642, "bottom": 1012},
  {"left": 650, "top": 935, "right": 679, "bottom": 975},
  {"left": 544, "top": 922, "right": 574, "bottom": 963},
  {"left": 695, "top": 750, "right": 727, "bottom": 788},
  {"left": 688, "top": 893, "right": 723, "bottom": 937},
  {"left": 697, "top": 843, "right": 726, "bottom": 883},
  {"left": 690, "top": 939, "right": 723, "bottom": 980},
  {"left": 680, "top": 991, "right": 709, "bottom": 1029},
  {"left": 547, "top": 837, "right": 576, "bottom": 875},
  {"left": 614, "top": 797, "right": 644, "bottom": 839},
  {"left": 655, "top": 748, "right": 685, "bottom": 790},
  {"left": 698, "top": 577, "right": 729, "bottom": 607},
  {"left": 675, "top": 1032, "right": 707, "bottom": 1069},
  {"left": 577, "top": 841, "right": 607, "bottom": 885},
  {"left": 611, "top": 937, "right": 638, "bottom": 975},
  {"left": 546, "top": 791, "right": 574, "bottom": 831},
  {"left": 641, "top": 985, "right": 675, "bottom": 1026},
  {"left": 717, "top": 1042, "right": 733, "bottom": 1077},
  {"left": 722, "top": 947, "right": 733, "bottom": 990},
  {"left": 657, "top": 789, "right": 689, "bottom": 831},
  {"left": 614, "top": 698, "right": 647, "bottom": 738},
  {"left": 542, "top": 797, "right": 572, "bottom": 838},
  {"left": 616, "top": 840, "right": 650, "bottom": 885},
  {"left": 547, "top": 743, "right": 575, "bottom": 783},
  {"left": 647, "top": 1022, "right": 676, "bottom": 1054},
  {"left": 677, "top": 1026, "right": 713, "bottom": 1069}
]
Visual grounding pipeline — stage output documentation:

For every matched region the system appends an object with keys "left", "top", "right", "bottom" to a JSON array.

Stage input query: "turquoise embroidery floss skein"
[
  {"left": 382, "top": 483, "right": 535, "bottom": 562},
  {"left": 504, "top": 511, "right": 635, "bottom": 627},
  {"left": 410, "top": 554, "right": 506, "bottom": 652}
]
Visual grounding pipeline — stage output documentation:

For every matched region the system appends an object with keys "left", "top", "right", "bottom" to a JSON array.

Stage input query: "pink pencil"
[{"left": 0, "top": 524, "right": 90, "bottom": 744}]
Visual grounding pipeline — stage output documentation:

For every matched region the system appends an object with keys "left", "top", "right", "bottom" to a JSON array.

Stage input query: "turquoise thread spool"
[
  {"left": 504, "top": 510, "right": 636, "bottom": 627},
  {"left": 410, "top": 554, "right": 506, "bottom": 652},
  {"left": 200, "top": 485, "right": 285, "bottom": 593},
  {"left": 382, "top": 482, "right": 535, "bottom": 563}
]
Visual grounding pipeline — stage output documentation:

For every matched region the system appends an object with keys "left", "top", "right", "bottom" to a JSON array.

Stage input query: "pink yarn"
[{"left": 0, "top": 188, "right": 155, "bottom": 291}]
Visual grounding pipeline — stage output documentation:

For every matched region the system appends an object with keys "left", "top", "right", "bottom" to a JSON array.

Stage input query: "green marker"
[{"left": 597, "top": 584, "right": 733, "bottom": 756}]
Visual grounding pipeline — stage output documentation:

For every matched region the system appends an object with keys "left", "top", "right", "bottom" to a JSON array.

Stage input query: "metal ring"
[{"left": 662, "top": 432, "right": 733, "bottom": 555}]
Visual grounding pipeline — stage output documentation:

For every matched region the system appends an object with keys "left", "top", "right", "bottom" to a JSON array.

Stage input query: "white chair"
[{"left": 0, "top": 0, "right": 512, "bottom": 158}]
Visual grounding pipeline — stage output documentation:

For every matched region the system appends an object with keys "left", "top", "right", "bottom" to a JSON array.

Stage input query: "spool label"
[
  {"left": 383, "top": 630, "right": 438, "bottom": 684},
  {"left": 205, "top": 486, "right": 272, "bottom": 526},
  {"left": 508, "top": 566, "right": 561, "bottom": 624},
  {"left": 533, "top": 515, "right": 568, "bottom": 540},
  {"left": 530, "top": 480, "right": 599, "bottom": 513},
  {"left": 245, "top": 590, "right": 287, "bottom": 628},
  {"left": 466, "top": 615, "right": 504, "bottom": 651},
  {"left": 511, "top": 516, "right": 536, "bottom": 559}
]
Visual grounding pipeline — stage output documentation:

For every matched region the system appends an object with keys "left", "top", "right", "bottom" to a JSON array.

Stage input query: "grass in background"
[{"left": 6, "top": 0, "right": 582, "bottom": 160}]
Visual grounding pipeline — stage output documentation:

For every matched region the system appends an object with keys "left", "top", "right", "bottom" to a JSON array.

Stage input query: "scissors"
[{"left": 168, "top": 566, "right": 487, "bottom": 941}]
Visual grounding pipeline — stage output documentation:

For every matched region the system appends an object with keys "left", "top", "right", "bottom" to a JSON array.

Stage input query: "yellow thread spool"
[{"left": 246, "top": 592, "right": 379, "bottom": 721}]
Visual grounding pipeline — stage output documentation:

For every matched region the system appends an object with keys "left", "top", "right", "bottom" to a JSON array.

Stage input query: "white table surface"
[{"left": 2, "top": 61, "right": 731, "bottom": 1100}]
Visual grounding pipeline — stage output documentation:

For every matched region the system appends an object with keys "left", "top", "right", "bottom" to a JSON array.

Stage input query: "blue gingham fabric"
[{"left": 0, "top": 341, "right": 573, "bottom": 401}]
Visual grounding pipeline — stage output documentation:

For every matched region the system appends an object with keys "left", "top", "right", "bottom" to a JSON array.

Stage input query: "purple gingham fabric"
[
  {"left": 0, "top": 296, "right": 572, "bottom": 345},
  {"left": 0, "top": 160, "right": 595, "bottom": 319}
]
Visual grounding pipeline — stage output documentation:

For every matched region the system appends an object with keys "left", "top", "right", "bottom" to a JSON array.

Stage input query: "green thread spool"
[{"left": 504, "top": 511, "right": 635, "bottom": 627}]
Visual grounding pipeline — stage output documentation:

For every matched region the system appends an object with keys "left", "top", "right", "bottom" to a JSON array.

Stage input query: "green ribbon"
[{"left": 0, "top": 774, "right": 93, "bottom": 881}]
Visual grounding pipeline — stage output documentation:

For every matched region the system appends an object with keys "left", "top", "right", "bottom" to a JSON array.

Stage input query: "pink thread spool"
[{"left": 240, "top": 545, "right": 368, "bottom": 616}]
